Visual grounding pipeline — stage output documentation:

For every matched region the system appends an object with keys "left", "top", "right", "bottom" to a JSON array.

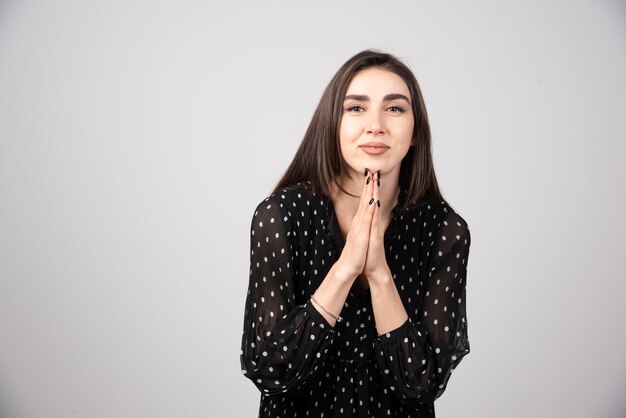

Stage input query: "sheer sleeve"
[
  {"left": 240, "top": 198, "right": 336, "bottom": 396},
  {"left": 375, "top": 208, "right": 471, "bottom": 406}
]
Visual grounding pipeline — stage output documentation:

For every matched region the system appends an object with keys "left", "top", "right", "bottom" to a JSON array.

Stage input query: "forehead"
[{"left": 345, "top": 68, "right": 410, "bottom": 97}]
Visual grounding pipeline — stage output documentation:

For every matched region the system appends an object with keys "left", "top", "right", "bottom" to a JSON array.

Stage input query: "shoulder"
[
  {"left": 421, "top": 199, "right": 468, "bottom": 226},
  {"left": 251, "top": 182, "right": 316, "bottom": 222},
  {"left": 409, "top": 198, "right": 470, "bottom": 244}
]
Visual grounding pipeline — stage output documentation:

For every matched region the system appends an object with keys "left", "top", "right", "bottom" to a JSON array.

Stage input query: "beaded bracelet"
[{"left": 310, "top": 295, "right": 343, "bottom": 322}]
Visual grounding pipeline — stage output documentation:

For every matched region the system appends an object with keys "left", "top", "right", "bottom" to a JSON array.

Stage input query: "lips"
[
  {"left": 359, "top": 142, "right": 389, "bottom": 155},
  {"left": 359, "top": 142, "right": 389, "bottom": 149}
]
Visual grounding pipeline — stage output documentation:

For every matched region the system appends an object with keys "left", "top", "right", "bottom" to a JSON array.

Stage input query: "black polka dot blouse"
[{"left": 240, "top": 181, "right": 471, "bottom": 417}]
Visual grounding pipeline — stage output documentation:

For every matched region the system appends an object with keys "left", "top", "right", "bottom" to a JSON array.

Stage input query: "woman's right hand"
[{"left": 334, "top": 168, "right": 376, "bottom": 282}]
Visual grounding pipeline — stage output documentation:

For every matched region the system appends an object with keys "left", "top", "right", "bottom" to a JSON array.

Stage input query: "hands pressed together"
[{"left": 337, "top": 168, "right": 392, "bottom": 286}]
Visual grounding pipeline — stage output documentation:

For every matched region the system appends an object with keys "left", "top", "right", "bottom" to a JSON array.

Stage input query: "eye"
[
  {"left": 387, "top": 105, "right": 406, "bottom": 113},
  {"left": 345, "top": 105, "right": 365, "bottom": 112}
]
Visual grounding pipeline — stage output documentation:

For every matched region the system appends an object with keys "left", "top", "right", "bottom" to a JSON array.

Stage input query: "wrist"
[
  {"left": 332, "top": 259, "right": 359, "bottom": 284},
  {"left": 366, "top": 265, "right": 393, "bottom": 286}
]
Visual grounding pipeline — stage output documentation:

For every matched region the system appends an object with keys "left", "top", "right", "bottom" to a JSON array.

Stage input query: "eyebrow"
[{"left": 343, "top": 93, "right": 411, "bottom": 104}]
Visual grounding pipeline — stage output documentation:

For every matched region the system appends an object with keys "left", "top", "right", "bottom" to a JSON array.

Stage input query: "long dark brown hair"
[{"left": 272, "top": 49, "right": 445, "bottom": 214}]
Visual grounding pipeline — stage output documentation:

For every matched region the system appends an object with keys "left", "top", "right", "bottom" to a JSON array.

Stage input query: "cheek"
[
  {"left": 339, "top": 119, "right": 354, "bottom": 135},
  {"left": 339, "top": 117, "right": 360, "bottom": 140},
  {"left": 401, "top": 120, "right": 415, "bottom": 143}
]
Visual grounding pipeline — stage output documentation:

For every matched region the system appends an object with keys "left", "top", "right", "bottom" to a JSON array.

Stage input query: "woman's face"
[{"left": 338, "top": 68, "right": 415, "bottom": 183}]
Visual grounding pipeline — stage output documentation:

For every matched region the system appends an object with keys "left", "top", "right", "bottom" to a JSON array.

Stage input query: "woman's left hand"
[{"left": 363, "top": 170, "right": 392, "bottom": 284}]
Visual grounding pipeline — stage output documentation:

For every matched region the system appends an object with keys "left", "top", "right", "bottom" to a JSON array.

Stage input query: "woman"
[{"left": 240, "top": 49, "right": 471, "bottom": 418}]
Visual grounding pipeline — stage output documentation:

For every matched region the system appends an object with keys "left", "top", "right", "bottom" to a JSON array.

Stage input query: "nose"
[{"left": 367, "top": 109, "right": 385, "bottom": 135}]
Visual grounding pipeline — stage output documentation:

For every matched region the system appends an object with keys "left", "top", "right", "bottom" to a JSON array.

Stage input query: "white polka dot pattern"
[{"left": 240, "top": 182, "right": 471, "bottom": 417}]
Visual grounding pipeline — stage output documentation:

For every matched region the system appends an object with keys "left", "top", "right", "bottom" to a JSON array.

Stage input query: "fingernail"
[
  {"left": 376, "top": 200, "right": 380, "bottom": 207},
  {"left": 377, "top": 170, "right": 381, "bottom": 180},
  {"left": 366, "top": 176, "right": 371, "bottom": 185},
  {"left": 364, "top": 168, "right": 369, "bottom": 177},
  {"left": 369, "top": 198, "right": 374, "bottom": 205},
  {"left": 377, "top": 178, "right": 380, "bottom": 187}
]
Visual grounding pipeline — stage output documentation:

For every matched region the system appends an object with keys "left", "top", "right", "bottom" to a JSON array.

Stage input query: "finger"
[
  {"left": 376, "top": 177, "right": 383, "bottom": 240},
  {"left": 374, "top": 170, "right": 380, "bottom": 209},
  {"left": 370, "top": 189, "right": 379, "bottom": 235},
  {"left": 372, "top": 172, "right": 381, "bottom": 236},
  {"left": 363, "top": 167, "right": 372, "bottom": 203},
  {"left": 348, "top": 169, "right": 371, "bottom": 233},
  {"left": 361, "top": 168, "right": 375, "bottom": 210},
  {"left": 358, "top": 168, "right": 375, "bottom": 226},
  {"left": 366, "top": 168, "right": 375, "bottom": 213}
]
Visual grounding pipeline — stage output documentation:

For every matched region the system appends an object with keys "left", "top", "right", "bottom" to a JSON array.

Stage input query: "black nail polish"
[
  {"left": 364, "top": 168, "right": 369, "bottom": 177},
  {"left": 377, "top": 178, "right": 380, "bottom": 187},
  {"left": 376, "top": 200, "right": 380, "bottom": 207},
  {"left": 369, "top": 198, "right": 374, "bottom": 205},
  {"left": 366, "top": 176, "right": 371, "bottom": 185},
  {"left": 377, "top": 170, "right": 381, "bottom": 180}
]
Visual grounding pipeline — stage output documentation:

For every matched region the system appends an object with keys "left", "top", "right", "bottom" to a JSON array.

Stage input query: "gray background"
[{"left": 1, "top": 1, "right": 625, "bottom": 417}]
